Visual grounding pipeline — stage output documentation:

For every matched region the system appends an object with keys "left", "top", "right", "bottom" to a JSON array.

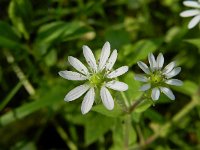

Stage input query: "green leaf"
[
  {"left": 135, "top": 99, "right": 152, "bottom": 113},
  {"left": 184, "top": 38, "right": 200, "bottom": 49},
  {"left": 84, "top": 113, "right": 116, "bottom": 145},
  {"left": 143, "top": 108, "right": 165, "bottom": 123},
  {"left": 0, "top": 21, "right": 23, "bottom": 49},
  {"left": 8, "top": 0, "right": 32, "bottom": 39},
  {"left": 124, "top": 72, "right": 142, "bottom": 102},
  {"left": 0, "top": 36, "right": 23, "bottom": 50},
  {"left": 44, "top": 49, "right": 57, "bottom": 66},
  {"left": 0, "top": 83, "right": 66, "bottom": 126},
  {"left": 105, "top": 28, "right": 131, "bottom": 49},
  {"left": 119, "top": 39, "right": 163, "bottom": 66},
  {"left": 92, "top": 103, "right": 123, "bottom": 118},
  {"left": 36, "top": 21, "right": 86, "bottom": 44},
  {"left": 0, "top": 21, "right": 20, "bottom": 41},
  {"left": 172, "top": 80, "right": 198, "bottom": 96}
]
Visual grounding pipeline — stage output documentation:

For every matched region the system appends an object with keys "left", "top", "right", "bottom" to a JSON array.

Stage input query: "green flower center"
[
  {"left": 89, "top": 73, "right": 104, "bottom": 87},
  {"left": 150, "top": 71, "right": 163, "bottom": 85}
]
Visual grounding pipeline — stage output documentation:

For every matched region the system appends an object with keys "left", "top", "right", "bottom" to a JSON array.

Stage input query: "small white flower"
[
  {"left": 59, "top": 42, "right": 128, "bottom": 114},
  {"left": 180, "top": 0, "right": 200, "bottom": 29},
  {"left": 134, "top": 53, "right": 183, "bottom": 101}
]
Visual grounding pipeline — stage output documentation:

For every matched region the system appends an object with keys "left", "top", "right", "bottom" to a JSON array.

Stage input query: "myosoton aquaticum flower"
[
  {"left": 59, "top": 42, "right": 128, "bottom": 114},
  {"left": 180, "top": 0, "right": 200, "bottom": 29},
  {"left": 134, "top": 53, "right": 183, "bottom": 101}
]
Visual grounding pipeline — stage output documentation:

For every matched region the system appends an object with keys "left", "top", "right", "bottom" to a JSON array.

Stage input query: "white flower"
[
  {"left": 180, "top": 0, "right": 200, "bottom": 29},
  {"left": 134, "top": 53, "right": 183, "bottom": 101},
  {"left": 59, "top": 42, "right": 128, "bottom": 114}
]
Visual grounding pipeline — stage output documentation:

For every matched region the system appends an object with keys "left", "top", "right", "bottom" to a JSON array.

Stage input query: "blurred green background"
[{"left": 0, "top": 0, "right": 200, "bottom": 149}]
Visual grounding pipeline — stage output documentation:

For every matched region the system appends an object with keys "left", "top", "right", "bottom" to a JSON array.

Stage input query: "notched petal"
[
  {"left": 151, "top": 87, "right": 160, "bottom": 100},
  {"left": 83, "top": 45, "right": 97, "bottom": 71},
  {"left": 134, "top": 74, "right": 148, "bottom": 82},
  {"left": 140, "top": 83, "right": 151, "bottom": 91},
  {"left": 106, "top": 80, "right": 128, "bottom": 91},
  {"left": 58, "top": 71, "right": 87, "bottom": 80},
  {"left": 163, "top": 61, "right": 176, "bottom": 74},
  {"left": 64, "top": 84, "right": 90, "bottom": 101},
  {"left": 68, "top": 56, "right": 89, "bottom": 75},
  {"left": 165, "top": 79, "right": 183, "bottom": 86},
  {"left": 157, "top": 53, "right": 164, "bottom": 69},
  {"left": 137, "top": 61, "right": 150, "bottom": 74},
  {"left": 160, "top": 87, "right": 175, "bottom": 100},
  {"left": 81, "top": 87, "right": 95, "bottom": 114},
  {"left": 107, "top": 66, "right": 128, "bottom": 78},
  {"left": 99, "top": 41, "right": 111, "bottom": 71},
  {"left": 165, "top": 67, "right": 181, "bottom": 79},
  {"left": 100, "top": 86, "right": 114, "bottom": 110},
  {"left": 106, "top": 50, "right": 118, "bottom": 71}
]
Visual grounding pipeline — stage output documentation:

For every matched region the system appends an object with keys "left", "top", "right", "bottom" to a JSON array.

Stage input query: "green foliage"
[{"left": 0, "top": 0, "right": 200, "bottom": 149}]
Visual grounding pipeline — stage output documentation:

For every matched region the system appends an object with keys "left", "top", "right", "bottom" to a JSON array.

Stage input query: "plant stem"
[
  {"left": 124, "top": 115, "right": 130, "bottom": 150},
  {"left": 120, "top": 91, "right": 130, "bottom": 108}
]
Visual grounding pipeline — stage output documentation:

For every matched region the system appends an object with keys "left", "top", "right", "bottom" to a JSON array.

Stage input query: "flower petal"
[
  {"left": 106, "top": 81, "right": 128, "bottom": 91},
  {"left": 183, "top": 1, "right": 200, "bottom": 8},
  {"left": 188, "top": 15, "right": 200, "bottom": 29},
  {"left": 140, "top": 83, "right": 151, "bottom": 91},
  {"left": 148, "top": 53, "right": 157, "bottom": 71},
  {"left": 137, "top": 61, "right": 150, "bottom": 74},
  {"left": 165, "top": 79, "right": 183, "bottom": 86},
  {"left": 106, "top": 50, "right": 118, "bottom": 71},
  {"left": 163, "top": 61, "right": 176, "bottom": 74},
  {"left": 100, "top": 86, "right": 114, "bottom": 110},
  {"left": 151, "top": 87, "right": 160, "bottom": 100},
  {"left": 160, "top": 87, "right": 175, "bottom": 100},
  {"left": 98, "top": 41, "right": 111, "bottom": 71},
  {"left": 107, "top": 66, "right": 128, "bottom": 78},
  {"left": 157, "top": 53, "right": 164, "bottom": 69},
  {"left": 81, "top": 87, "right": 95, "bottom": 114},
  {"left": 180, "top": 10, "right": 200, "bottom": 17},
  {"left": 83, "top": 45, "right": 97, "bottom": 72},
  {"left": 165, "top": 67, "right": 181, "bottom": 79},
  {"left": 58, "top": 71, "right": 87, "bottom": 80},
  {"left": 134, "top": 74, "right": 148, "bottom": 82},
  {"left": 68, "top": 56, "right": 89, "bottom": 75},
  {"left": 64, "top": 84, "right": 90, "bottom": 101}
]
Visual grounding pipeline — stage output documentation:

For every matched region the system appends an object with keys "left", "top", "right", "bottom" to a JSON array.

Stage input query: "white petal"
[
  {"left": 148, "top": 53, "right": 157, "bottom": 71},
  {"left": 157, "top": 53, "right": 164, "bottom": 69},
  {"left": 134, "top": 74, "right": 148, "bottom": 82},
  {"left": 100, "top": 86, "right": 114, "bottom": 110},
  {"left": 140, "top": 83, "right": 151, "bottom": 91},
  {"left": 137, "top": 61, "right": 150, "bottom": 74},
  {"left": 106, "top": 81, "right": 128, "bottom": 91},
  {"left": 180, "top": 10, "right": 200, "bottom": 17},
  {"left": 165, "top": 67, "right": 181, "bottom": 79},
  {"left": 81, "top": 87, "right": 95, "bottom": 114},
  {"left": 106, "top": 50, "right": 118, "bottom": 71},
  {"left": 64, "top": 84, "right": 90, "bottom": 101},
  {"left": 151, "top": 87, "right": 160, "bottom": 100},
  {"left": 107, "top": 66, "right": 128, "bottom": 78},
  {"left": 83, "top": 45, "right": 97, "bottom": 72},
  {"left": 188, "top": 15, "right": 200, "bottom": 29},
  {"left": 163, "top": 61, "right": 176, "bottom": 74},
  {"left": 58, "top": 71, "right": 87, "bottom": 80},
  {"left": 183, "top": 1, "right": 200, "bottom": 8},
  {"left": 68, "top": 56, "right": 89, "bottom": 75},
  {"left": 165, "top": 79, "right": 183, "bottom": 86},
  {"left": 98, "top": 41, "right": 111, "bottom": 71},
  {"left": 160, "top": 87, "right": 175, "bottom": 100}
]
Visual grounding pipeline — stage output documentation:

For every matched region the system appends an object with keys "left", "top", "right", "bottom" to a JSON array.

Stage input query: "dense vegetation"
[{"left": 0, "top": 0, "right": 200, "bottom": 149}]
